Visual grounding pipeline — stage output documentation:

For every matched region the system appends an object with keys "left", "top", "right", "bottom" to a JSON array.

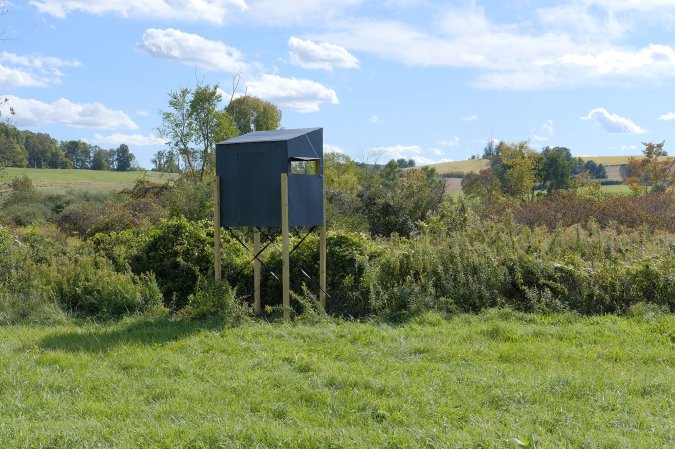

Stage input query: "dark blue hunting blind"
[{"left": 216, "top": 127, "right": 324, "bottom": 227}]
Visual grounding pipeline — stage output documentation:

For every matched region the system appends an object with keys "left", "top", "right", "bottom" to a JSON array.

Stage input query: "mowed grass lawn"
[
  {"left": 0, "top": 311, "right": 672, "bottom": 448},
  {"left": 0, "top": 168, "right": 178, "bottom": 194}
]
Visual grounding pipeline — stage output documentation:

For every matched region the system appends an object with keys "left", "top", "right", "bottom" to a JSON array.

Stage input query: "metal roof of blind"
[{"left": 218, "top": 127, "right": 321, "bottom": 145}]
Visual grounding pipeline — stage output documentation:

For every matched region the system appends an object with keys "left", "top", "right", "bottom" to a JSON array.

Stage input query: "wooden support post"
[
  {"left": 253, "top": 227, "right": 261, "bottom": 314},
  {"left": 319, "top": 166, "right": 327, "bottom": 311},
  {"left": 214, "top": 176, "right": 222, "bottom": 281},
  {"left": 281, "top": 173, "right": 290, "bottom": 320}
]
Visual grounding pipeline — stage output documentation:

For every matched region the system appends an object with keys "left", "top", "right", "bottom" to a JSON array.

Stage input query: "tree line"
[
  {"left": 0, "top": 123, "right": 137, "bottom": 171},
  {"left": 463, "top": 141, "right": 609, "bottom": 201}
]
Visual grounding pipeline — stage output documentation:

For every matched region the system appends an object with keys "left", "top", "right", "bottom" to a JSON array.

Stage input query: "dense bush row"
[
  {"left": 3, "top": 202, "right": 671, "bottom": 324},
  {"left": 1, "top": 168, "right": 674, "bottom": 324}
]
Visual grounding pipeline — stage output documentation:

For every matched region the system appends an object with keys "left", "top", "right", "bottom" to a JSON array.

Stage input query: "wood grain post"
[
  {"left": 318, "top": 162, "right": 327, "bottom": 310},
  {"left": 281, "top": 173, "right": 290, "bottom": 320},
  {"left": 253, "top": 227, "right": 261, "bottom": 314},
  {"left": 214, "top": 176, "right": 222, "bottom": 281}
]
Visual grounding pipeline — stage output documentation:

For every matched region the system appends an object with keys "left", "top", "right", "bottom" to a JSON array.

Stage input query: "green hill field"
[{"left": 0, "top": 168, "right": 178, "bottom": 194}]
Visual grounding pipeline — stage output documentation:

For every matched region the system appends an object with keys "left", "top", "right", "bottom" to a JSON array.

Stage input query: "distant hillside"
[
  {"left": 0, "top": 167, "right": 178, "bottom": 194},
  {"left": 427, "top": 155, "right": 671, "bottom": 182},
  {"left": 426, "top": 159, "right": 490, "bottom": 176}
]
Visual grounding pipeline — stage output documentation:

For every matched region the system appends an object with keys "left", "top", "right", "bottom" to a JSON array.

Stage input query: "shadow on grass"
[{"left": 38, "top": 317, "right": 225, "bottom": 353}]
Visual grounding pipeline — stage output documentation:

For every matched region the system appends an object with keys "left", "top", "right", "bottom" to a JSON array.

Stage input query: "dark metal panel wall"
[{"left": 288, "top": 174, "right": 324, "bottom": 226}]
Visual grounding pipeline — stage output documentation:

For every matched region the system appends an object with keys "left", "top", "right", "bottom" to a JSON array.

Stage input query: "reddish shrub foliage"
[{"left": 512, "top": 191, "right": 675, "bottom": 232}]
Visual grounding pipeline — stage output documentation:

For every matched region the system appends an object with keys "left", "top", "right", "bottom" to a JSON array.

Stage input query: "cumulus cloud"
[
  {"left": 370, "top": 114, "right": 383, "bottom": 124},
  {"left": 657, "top": 112, "right": 675, "bottom": 120},
  {"left": 139, "top": 28, "right": 246, "bottom": 73},
  {"left": 245, "top": 74, "right": 338, "bottom": 112},
  {"left": 0, "top": 95, "right": 138, "bottom": 130},
  {"left": 0, "top": 51, "right": 80, "bottom": 88},
  {"left": 440, "top": 137, "right": 459, "bottom": 146},
  {"left": 94, "top": 133, "right": 164, "bottom": 146},
  {"left": 581, "top": 108, "right": 646, "bottom": 134},
  {"left": 29, "top": 0, "right": 247, "bottom": 25},
  {"left": 288, "top": 37, "right": 359, "bottom": 71},
  {"left": 324, "top": 144, "right": 344, "bottom": 154}
]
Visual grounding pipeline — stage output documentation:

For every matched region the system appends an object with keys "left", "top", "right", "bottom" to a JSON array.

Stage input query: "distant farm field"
[
  {"left": 0, "top": 311, "right": 672, "bottom": 448},
  {"left": 0, "top": 168, "right": 178, "bottom": 194},
  {"left": 428, "top": 159, "right": 490, "bottom": 175}
]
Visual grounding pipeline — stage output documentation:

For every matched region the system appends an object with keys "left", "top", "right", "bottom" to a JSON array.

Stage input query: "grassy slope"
[
  {"left": 428, "top": 159, "right": 490, "bottom": 175},
  {"left": 0, "top": 311, "right": 672, "bottom": 448},
  {"left": 428, "top": 156, "right": 671, "bottom": 177},
  {"left": 0, "top": 168, "right": 178, "bottom": 194}
]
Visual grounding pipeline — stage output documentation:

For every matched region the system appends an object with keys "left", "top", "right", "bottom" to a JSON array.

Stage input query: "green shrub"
[
  {"left": 50, "top": 256, "right": 166, "bottom": 320},
  {"left": 180, "top": 277, "right": 250, "bottom": 323}
]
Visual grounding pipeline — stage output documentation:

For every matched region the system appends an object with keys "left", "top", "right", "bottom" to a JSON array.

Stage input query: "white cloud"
[
  {"left": 368, "top": 144, "right": 453, "bottom": 166},
  {"left": 657, "top": 112, "right": 675, "bottom": 120},
  {"left": 531, "top": 119, "right": 554, "bottom": 142},
  {"left": 245, "top": 0, "right": 363, "bottom": 25},
  {"left": 139, "top": 28, "right": 246, "bottom": 73},
  {"left": 94, "top": 133, "right": 164, "bottom": 146},
  {"left": 560, "top": 44, "right": 675, "bottom": 78},
  {"left": 432, "top": 148, "right": 444, "bottom": 156},
  {"left": 323, "top": 144, "right": 344, "bottom": 154},
  {"left": 370, "top": 114, "right": 383, "bottom": 124},
  {"left": 581, "top": 108, "right": 646, "bottom": 134},
  {"left": 245, "top": 74, "right": 338, "bottom": 112},
  {"left": 440, "top": 137, "right": 459, "bottom": 146},
  {"left": 315, "top": 4, "right": 675, "bottom": 90},
  {"left": 0, "top": 95, "right": 138, "bottom": 130},
  {"left": 413, "top": 156, "right": 452, "bottom": 166},
  {"left": 369, "top": 144, "right": 422, "bottom": 159},
  {"left": 0, "top": 51, "right": 80, "bottom": 88},
  {"left": 136, "top": 109, "right": 150, "bottom": 117},
  {"left": 29, "top": 0, "right": 247, "bottom": 25},
  {"left": 288, "top": 37, "right": 359, "bottom": 71},
  {"left": 461, "top": 115, "right": 478, "bottom": 121}
]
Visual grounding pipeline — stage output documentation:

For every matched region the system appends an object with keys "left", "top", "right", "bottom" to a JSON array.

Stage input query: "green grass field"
[
  {"left": 0, "top": 167, "right": 178, "bottom": 194},
  {"left": 600, "top": 184, "right": 632, "bottom": 195},
  {"left": 1, "top": 311, "right": 672, "bottom": 448}
]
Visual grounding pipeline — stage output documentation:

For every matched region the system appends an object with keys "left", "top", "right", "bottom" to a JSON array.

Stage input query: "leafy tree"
[
  {"left": 61, "top": 140, "right": 91, "bottom": 169},
  {"left": 324, "top": 152, "right": 361, "bottom": 195},
  {"left": 226, "top": 95, "right": 281, "bottom": 135},
  {"left": 493, "top": 141, "right": 541, "bottom": 200},
  {"left": 159, "top": 84, "right": 238, "bottom": 180},
  {"left": 151, "top": 149, "right": 180, "bottom": 173},
  {"left": 462, "top": 168, "right": 502, "bottom": 203},
  {"left": 0, "top": 134, "right": 28, "bottom": 167},
  {"left": 380, "top": 159, "right": 401, "bottom": 184},
  {"left": 572, "top": 159, "right": 606, "bottom": 179},
  {"left": 540, "top": 146, "right": 574, "bottom": 193},
  {"left": 112, "top": 144, "right": 135, "bottom": 171},
  {"left": 23, "top": 131, "right": 70, "bottom": 168},
  {"left": 358, "top": 165, "right": 444, "bottom": 236},
  {"left": 91, "top": 147, "right": 113, "bottom": 170},
  {"left": 189, "top": 85, "right": 237, "bottom": 180},
  {"left": 626, "top": 141, "right": 675, "bottom": 194}
]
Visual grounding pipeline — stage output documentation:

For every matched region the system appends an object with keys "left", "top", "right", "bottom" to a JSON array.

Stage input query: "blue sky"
[{"left": 2, "top": 0, "right": 675, "bottom": 168}]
